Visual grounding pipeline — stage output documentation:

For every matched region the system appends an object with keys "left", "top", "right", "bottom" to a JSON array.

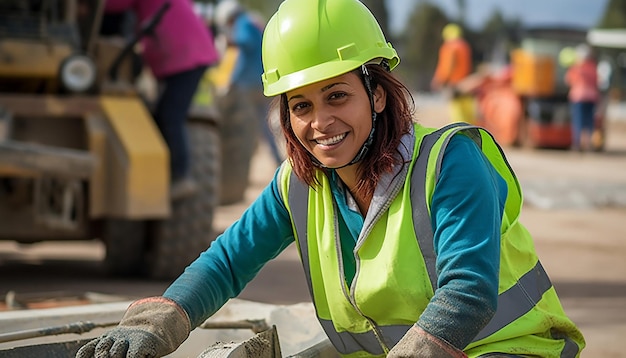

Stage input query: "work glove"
[
  {"left": 76, "top": 296, "right": 191, "bottom": 358},
  {"left": 387, "top": 325, "right": 467, "bottom": 358}
]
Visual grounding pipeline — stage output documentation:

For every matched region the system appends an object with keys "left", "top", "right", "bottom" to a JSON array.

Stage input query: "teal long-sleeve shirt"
[{"left": 164, "top": 134, "right": 507, "bottom": 350}]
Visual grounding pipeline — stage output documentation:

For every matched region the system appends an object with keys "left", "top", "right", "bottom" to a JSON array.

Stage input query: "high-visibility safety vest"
[{"left": 278, "top": 122, "right": 585, "bottom": 357}]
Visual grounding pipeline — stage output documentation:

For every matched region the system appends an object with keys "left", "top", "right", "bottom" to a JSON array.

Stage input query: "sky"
[{"left": 387, "top": 0, "right": 610, "bottom": 35}]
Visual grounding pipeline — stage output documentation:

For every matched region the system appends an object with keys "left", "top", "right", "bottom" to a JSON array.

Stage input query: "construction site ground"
[{"left": 0, "top": 94, "right": 624, "bottom": 357}]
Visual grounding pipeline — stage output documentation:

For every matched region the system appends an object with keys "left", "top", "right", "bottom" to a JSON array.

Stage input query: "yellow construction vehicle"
[{"left": 0, "top": 0, "right": 226, "bottom": 279}]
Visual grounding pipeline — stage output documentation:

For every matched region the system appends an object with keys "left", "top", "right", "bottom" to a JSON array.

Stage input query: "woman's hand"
[
  {"left": 387, "top": 325, "right": 467, "bottom": 358},
  {"left": 76, "top": 297, "right": 191, "bottom": 358}
]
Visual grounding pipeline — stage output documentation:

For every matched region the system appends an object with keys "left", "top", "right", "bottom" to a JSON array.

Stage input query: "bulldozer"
[{"left": 0, "top": 0, "right": 229, "bottom": 280}]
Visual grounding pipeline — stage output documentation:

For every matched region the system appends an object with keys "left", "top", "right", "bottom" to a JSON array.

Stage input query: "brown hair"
[{"left": 271, "top": 64, "right": 415, "bottom": 198}]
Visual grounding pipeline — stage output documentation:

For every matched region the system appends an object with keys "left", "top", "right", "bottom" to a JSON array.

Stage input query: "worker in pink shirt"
[
  {"left": 564, "top": 44, "right": 599, "bottom": 152},
  {"left": 105, "top": 0, "right": 220, "bottom": 198}
]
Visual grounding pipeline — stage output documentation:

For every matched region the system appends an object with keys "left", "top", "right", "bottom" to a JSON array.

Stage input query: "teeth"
[{"left": 316, "top": 133, "right": 346, "bottom": 146}]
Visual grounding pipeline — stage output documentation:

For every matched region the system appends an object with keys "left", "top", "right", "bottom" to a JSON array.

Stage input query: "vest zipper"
[
  {"left": 347, "top": 274, "right": 390, "bottom": 353},
  {"left": 333, "top": 205, "right": 390, "bottom": 354}
]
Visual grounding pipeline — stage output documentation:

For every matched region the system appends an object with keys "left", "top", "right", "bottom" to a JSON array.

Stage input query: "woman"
[
  {"left": 565, "top": 44, "right": 599, "bottom": 152},
  {"left": 104, "top": 0, "right": 220, "bottom": 199},
  {"left": 214, "top": 0, "right": 285, "bottom": 166},
  {"left": 76, "top": 0, "right": 585, "bottom": 357}
]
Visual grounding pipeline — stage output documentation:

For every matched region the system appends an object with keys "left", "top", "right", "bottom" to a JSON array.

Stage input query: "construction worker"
[
  {"left": 214, "top": 0, "right": 284, "bottom": 166},
  {"left": 564, "top": 44, "right": 600, "bottom": 151},
  {"left": 76, "top": 1, "right": 585, "bottom": 357},
  {"left": 431, "top": 23, "right": 476, "bottom": 124},
  {"left": 104, "top": 0, "right": 220, "bottom": 200}
]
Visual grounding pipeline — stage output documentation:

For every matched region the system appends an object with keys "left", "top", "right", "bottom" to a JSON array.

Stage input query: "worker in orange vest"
[{"left": 431, "top": 23, "right": 476, "bottom": 124}]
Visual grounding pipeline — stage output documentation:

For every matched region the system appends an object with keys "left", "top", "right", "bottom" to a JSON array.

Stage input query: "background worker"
[
  {"left": 431, "top": 23, "right": 476, "bottom": 124},
  {"left": 564, "top": 43, "right": 600, "bottom": 152},
  {"left": 104, "top": 0, "right": 220, "bottom": 199},
  {"left": 214, "top": 0, "right": 284, "bottom": 166},
  {"left": 77, "top": 1, "right": 585, "bottom": 357}
]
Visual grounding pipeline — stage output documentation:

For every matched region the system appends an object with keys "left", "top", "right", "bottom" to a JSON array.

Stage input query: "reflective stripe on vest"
[{"left": 412, "top": 123, "right": 557, "bottom": 341}]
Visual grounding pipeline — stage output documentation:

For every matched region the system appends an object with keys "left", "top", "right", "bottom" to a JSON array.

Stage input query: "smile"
[{"left": 315, "top": 133, "right": 347, "bottom": 146}]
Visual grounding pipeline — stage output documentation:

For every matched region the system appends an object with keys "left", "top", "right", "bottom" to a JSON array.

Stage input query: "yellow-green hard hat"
[
  {"left": 559, "top": 47, "right": 577, "bottom": 68},
  {"left": 442, "top": 23, "right": 462, "bottom": 40},
  {"left": 261, "top": 0, "right": 399, "bottom": 96}
]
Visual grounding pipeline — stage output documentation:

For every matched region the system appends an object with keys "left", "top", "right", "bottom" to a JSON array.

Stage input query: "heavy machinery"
[
  {"left": 0, "top": 0, "right": 227, "bottom": 280},
  {"left": 472, "top": 26, "right": 606, "bottom": 150}
]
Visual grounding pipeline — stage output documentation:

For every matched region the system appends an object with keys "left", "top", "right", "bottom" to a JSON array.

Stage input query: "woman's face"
[{"left": 286, "top": 71, "right": 386, "bottom": 168}]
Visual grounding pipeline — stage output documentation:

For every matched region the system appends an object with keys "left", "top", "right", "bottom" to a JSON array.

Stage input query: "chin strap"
[{"left": 312, "top": 64, "right": 377, "bottom": 169}]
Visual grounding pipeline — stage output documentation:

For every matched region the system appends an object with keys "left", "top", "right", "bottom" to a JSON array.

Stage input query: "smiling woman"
[
  {"left": 276, "top": 65, "right": 408, "bottom": 214},
  {"left": 285, "top": 69, "right": 389, "bottom": 212},
  {"left": 286, "top": 73, "right": 382, "bottom": 166},
  {"left": 75, "top": 1, "right": 585, "bottom": 357}
]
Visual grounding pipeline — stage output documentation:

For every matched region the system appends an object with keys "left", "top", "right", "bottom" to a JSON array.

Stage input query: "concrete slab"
[{"left": 0, "top": 298, "right": 325, "bottom": 357}]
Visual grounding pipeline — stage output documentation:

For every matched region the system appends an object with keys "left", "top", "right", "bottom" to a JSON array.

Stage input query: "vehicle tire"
[
  {"left": 102, "top": 219, "right": 147, "bottom": 277},
  {"left": 146, "top": 120, "right": 221, "bottom": 280},
  {"left": 216, "top": 92, "right": 257, "bottom": 205}
]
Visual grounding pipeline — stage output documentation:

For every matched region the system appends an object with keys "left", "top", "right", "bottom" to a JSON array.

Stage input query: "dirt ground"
[{"left": 0, "top": 96, "right": 624, "bottom": 357}]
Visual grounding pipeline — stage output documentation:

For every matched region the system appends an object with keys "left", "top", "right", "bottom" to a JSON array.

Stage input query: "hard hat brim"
[{"left": 262, "top": 48, "right": 398, "bottom": 97}]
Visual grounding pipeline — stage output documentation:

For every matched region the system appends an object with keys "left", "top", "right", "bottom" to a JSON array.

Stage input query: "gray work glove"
[
  {"left": 76, "top": 296, "right": 191, "bottom": 358},
  {"left": 387, "top": 325, "right": 468, "bottom": 358}
]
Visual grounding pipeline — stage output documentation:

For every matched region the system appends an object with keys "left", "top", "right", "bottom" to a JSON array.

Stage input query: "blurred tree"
[
  {"left": 455, "top": 0, "right": 467, "bottom": 28},
  {"left": 477, "top": 9, "right": 507, "bottom": 61},
  {"left": 397, "top": 1, "right": 449, "bottom": 91},
  {"left": 471, "top": 9, "right": 521, "bottom": 66},
  {"left": 244, "top": 0, "right": 283, "bottom": 21},
  {"left": 595, "top": 0, "right": 626, "bottom": 98},
  {"left": 597, "top": 0, "right": 626, "bottom": 28}
]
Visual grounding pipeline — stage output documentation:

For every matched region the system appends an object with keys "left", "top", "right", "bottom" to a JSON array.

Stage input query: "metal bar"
[
  {"left": 0, "top": 95, "right": 101, "bottom": 118},
  {"left": 0, "top": 321, "right": 118, "bottom": 344},
  {"left": 0, "top": 140, "right": 95, "bottom": 179},
  {"left": 287, "top": 339, "right": 339, "bottom": 358},
  {"left": 0, "top": 338, "right": 94, "bottom": 358}
]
